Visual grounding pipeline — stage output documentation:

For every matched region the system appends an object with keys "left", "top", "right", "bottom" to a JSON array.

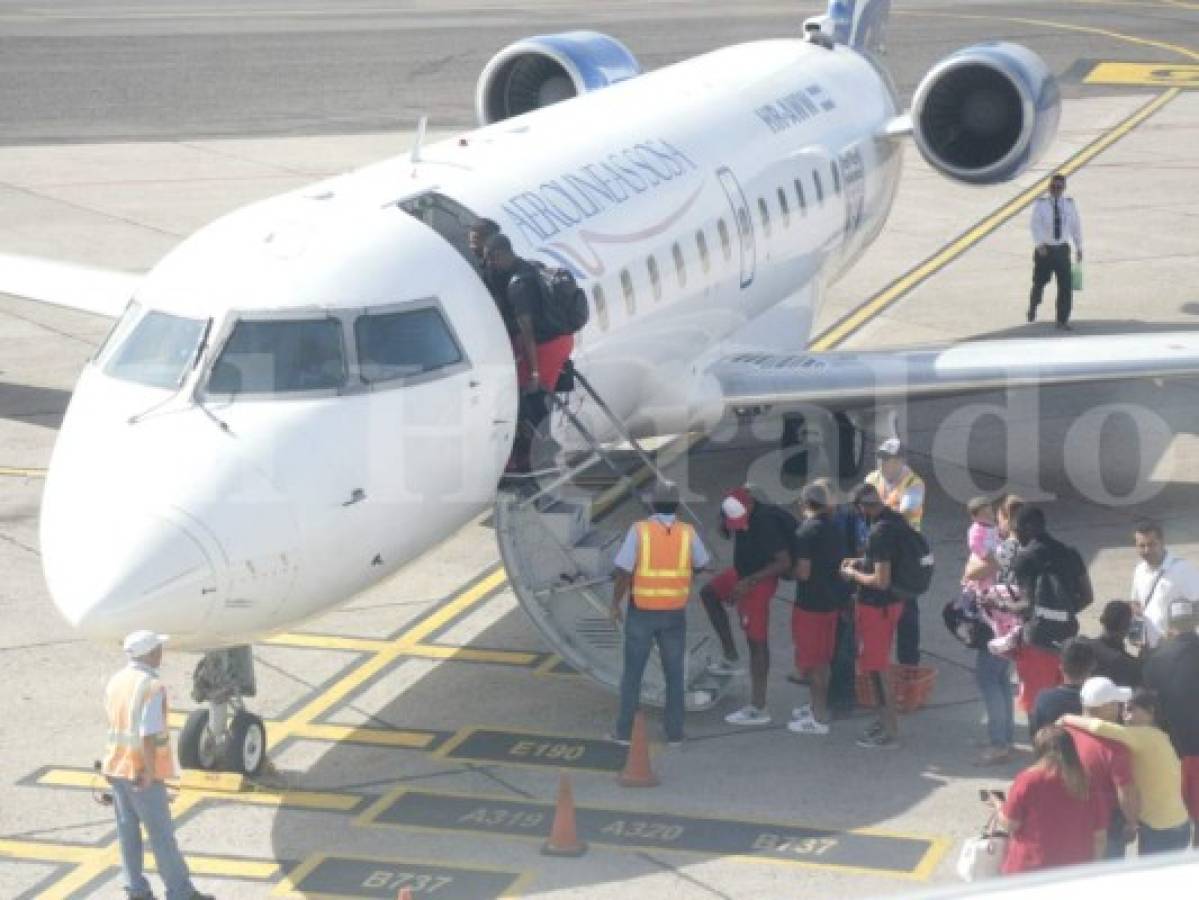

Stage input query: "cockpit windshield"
[
  {"left": 206, "top": 318, "right": 345, "bottom": 395},
  {"left": 102, "top": 303, "right": 207, "bottom": 389}
]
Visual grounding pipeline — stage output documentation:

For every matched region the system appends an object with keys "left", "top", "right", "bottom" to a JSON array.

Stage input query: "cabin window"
[
  {"left": 672, "top": 242, "right": 687, "bottom": 287},
  {"left": 777, "top": 187, "right": 791, "bottom": 227},
  {"left": 813, "top": 171, "right": 825, "bottom": 205},
  {"left": 592, "top": 284, "right": 609, "bottom": 329},
  {"left": 102, "top": 305, "right": 207, "bottom": 390},
  {"left": 758, "top": 197, "right": 771, "bottom": 238},
  {"left": 717, "top": 219, "right": 732, "bottom": 260},
  {"left": 794, "top": 178, "right": 807, "bottom": 215},
  {"left": 831, "top": 161, "right": 842, "bottom": 195},
  {"left": 620, "top": 269, "right": 636, "bottom": 315},
  {"left": 209, "top": 317, "right": 345, "bottom": 394},
  {"left": 353, "top": 307, "right": 463, "bottom": 384},
  {"left": 696, "top": 230, "right": 711, "bottom": 274},
  {"left": 647, "top": 255, "right": 662, "bottom": 302}
]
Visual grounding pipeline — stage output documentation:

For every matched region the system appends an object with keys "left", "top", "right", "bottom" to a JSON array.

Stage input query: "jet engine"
[
  {"left": 910, "top": 42, "right": 1060, "bottom": 185},
  {"left": 476, "top": 31, "right": 641, "bottom": 126}
]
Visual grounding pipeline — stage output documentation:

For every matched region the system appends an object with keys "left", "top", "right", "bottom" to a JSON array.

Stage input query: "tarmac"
[{"left": 2, "top": 2, "right": 1199, "bottom": 898}]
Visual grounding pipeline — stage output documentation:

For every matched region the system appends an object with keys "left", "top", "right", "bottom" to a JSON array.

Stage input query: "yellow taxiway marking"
[
  {"left": 274, "top": 851, "right": 534, "bottom": 899},
  {"left": 0, "top": 465, "right": 46, "bottom": 478},
  {"left": 0, "top": 838, "right": 279, "bottom": 879},
  {"left": 265, "top": 630, "right": 540, "bottom": 666},
  {"left": 165, "top": 710, "right": 438, "bottom": 751},
  {"left": 37, "top": 768, "right": 361, "bottom": 812},
  {"left": 811, "top": 88, "right": 1182, "bottom": 350},
  {"left": 1086, "top": 61, "right": 1199, "bottom": 87}
]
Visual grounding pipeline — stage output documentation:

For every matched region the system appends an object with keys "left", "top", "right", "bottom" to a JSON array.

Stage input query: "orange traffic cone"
[
  {"left": 397, "top": 889, "right": 413, "bottom": 900},
  {"left": 618, "top": 710, "right": 660, "bottom": 787},
  {"left": 542, "top": 774, "right": 587, "bottom": 856}
]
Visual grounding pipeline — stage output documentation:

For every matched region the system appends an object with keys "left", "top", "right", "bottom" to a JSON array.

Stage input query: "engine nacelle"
[
  {"left": 476, "top": 31, "right": 641, "bottom": 126},
  {"left": 910, "top": 42, "right": 1060, "bottom": 185}
]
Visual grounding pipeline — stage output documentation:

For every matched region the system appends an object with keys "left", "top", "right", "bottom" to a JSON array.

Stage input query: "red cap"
[{"left": 722, "top": 488, "right": 752, "bottom": 531}]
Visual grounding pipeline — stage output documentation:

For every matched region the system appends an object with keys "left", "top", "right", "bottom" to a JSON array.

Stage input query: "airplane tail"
[{"left": 826, "top": 0, "right": 891, "bottom": 55}]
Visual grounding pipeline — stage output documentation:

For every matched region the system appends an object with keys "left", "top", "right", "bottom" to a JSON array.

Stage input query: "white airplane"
[{"left": 5, "top": 0, "right": 1199, "bottom": 772}]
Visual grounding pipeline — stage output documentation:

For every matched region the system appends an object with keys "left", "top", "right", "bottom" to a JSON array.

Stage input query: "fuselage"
[{"left": 41, "top": 38, "right": 901, "bottom": 648}]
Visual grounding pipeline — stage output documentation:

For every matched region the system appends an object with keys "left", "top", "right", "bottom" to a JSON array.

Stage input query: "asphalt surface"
[{"left": 0, "top": 0, "right": 1194, "bottom": 143}]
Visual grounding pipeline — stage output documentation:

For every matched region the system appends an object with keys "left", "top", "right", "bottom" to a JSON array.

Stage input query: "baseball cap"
[
  {"left": 721, "top": 488, "right": 752, "bottom": 531},
  {"left": 876, "top": 437, "right": 903, "bottom": 459},
  {"left": 1080, "top": 676, "right": 1132, "bottom": 708},
  {"left": 123, "top": 630, "right": 168, "bottom": 658}
]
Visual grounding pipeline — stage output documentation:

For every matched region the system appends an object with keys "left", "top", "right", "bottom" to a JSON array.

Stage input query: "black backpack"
[
  {"left": 890, "top": 518, "right": 935, "bottom": 598},
  {"left": 529, "top": 262, "right": 589, "bottom": 337},
  {"left": 1036, "top": 545, "right": 1091, "bottom": 614}
]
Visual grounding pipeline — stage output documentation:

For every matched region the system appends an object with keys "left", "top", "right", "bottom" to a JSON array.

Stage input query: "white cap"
[
  {"left": 876, "top": 437, "right": 903, "bottom": 458},
  {"left": 123, "top": 630, "right": 168, "bottom": 658},
  {"left": 1080, "top": 676, "right": 1132, "bottom": 708}
]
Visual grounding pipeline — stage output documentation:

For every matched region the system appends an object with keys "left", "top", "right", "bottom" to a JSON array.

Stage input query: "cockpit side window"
[
  {"left": 354, "top": 306, "right": 464, "bottom": 384},
  {"left": 208, "top": 318, "right": 345, "bottom": 395},
  {"left": 102, "top": 306, "right": 207, "bottom": 390}
]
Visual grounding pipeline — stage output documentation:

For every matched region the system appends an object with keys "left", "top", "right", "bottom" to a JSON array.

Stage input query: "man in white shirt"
[
  {"left": 1130, "top": 522, "right": 1199, "bottom": 649},
  {"left": 1028, "top": 172, "right": 1083, "bottom": 330}
]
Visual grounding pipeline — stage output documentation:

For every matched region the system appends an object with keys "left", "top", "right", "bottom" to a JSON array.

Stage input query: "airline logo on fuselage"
[
  {"left": 754, "top": 84, "right": 837, "bottom": 134},
  {"left": 502, "top": 139, "right": 698, "bottom": 246}
]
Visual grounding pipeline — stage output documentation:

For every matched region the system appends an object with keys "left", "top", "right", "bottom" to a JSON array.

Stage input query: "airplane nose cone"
[{"left": 42, "top": 505, "right": 219, "bottom": 642}]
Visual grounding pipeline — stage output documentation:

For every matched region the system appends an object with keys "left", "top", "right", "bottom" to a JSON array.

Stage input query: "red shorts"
[
  {"left": 792, "top": 608, "right": 839, "bottom": 670},
  {"left": 707, "top": 567, "right": 777, "bottom": 643},
  {"left": 1013, "top": 644, "right": 1063, "bottom": 714},
  {"left": 1183, "top": 756, "right": 1199, "bottom": 822},
  {"left": 515, "top": 333, "right": 575, "bottom": 391},
  {"left": 856, "top": 602, "right": 902, "bottom": 674}
]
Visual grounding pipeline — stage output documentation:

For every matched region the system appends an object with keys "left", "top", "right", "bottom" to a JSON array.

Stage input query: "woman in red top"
[{"left": 995, "top": 724, "right": 1104, "bottom": 874}]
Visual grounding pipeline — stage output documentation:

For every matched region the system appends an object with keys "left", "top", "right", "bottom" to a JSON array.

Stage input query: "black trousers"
[
  {"left": 897, "top": 594, "right": 920, "bottom": 666},
  {"left": 1030, "top": 244, "right": 1073, "bottom": 325}
]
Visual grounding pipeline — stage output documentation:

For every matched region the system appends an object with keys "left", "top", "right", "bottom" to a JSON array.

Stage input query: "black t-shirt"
[
  {"left": 1029, "top": 683, "right": 1082, "bottom": 739},
  {"left": 1077, "top": 634, "right": 1142, "bottom": 689},
  {"left": 1144, "top": 633, "right": 1199, "bottom": 756},
  {"left": 858, "top": 508, "right": 905, "bottom": 607},
  {"left": 1014, "top": 534, "right": 1084, "bottom": 649},
  {"left": 794, "top": 514, "right": 849, "bottom": 613},
  {"left": 732, "top": 504, "right": 790, "bottom": 578},
  {"left": 502, "top": 260, "right": 553, "bottom": 342}
]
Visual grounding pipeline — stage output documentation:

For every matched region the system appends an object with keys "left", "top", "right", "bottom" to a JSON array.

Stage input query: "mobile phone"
[{"left": 1129, "top": 617, "right": 1146, "bottom": 644}]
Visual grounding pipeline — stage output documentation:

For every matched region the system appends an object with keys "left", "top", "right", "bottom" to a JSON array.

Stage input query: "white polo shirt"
[{"left": 1130, "top": 552, "right": 1199, "bottom": 648}]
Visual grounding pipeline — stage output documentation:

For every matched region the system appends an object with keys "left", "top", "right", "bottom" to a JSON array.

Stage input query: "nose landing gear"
[{"left": 177, "top": 646, "right": 267, "bottom": 776}]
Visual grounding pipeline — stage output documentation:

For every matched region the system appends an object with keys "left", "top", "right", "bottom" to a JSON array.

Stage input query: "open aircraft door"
[{"left": 716, "top": 166, "right": 756, "bottom": 289}]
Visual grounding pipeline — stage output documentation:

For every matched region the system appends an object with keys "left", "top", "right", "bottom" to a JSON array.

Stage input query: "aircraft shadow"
[{"left": 0, "top": 382, "right": 72, "bottom": 429}]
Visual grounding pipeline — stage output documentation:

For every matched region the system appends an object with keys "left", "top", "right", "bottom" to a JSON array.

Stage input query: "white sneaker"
[
  {"left": 791, "top": 704, "right": 814, "bottom": 722},
  {"left": 787, "top": 717, "right": 830, "bottom": 735},
  {"left": 707, "top": 657, "right": 744, "bottom": 676},
  {"left": 725, "top": 705, "right": 771, "bottom": 726}
]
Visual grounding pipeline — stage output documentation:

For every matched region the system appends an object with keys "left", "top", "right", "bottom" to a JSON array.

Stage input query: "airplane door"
[{"left": 717, "top": 166, "right": 756, "bottom": 289}]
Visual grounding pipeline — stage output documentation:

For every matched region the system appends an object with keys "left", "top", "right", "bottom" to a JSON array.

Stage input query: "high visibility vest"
[
  {"left": 866, "top": 468, "right": 925, "bottom": 531},
  {"left": 631, "top": 519, "right": 695, "bottom": 610},
  {"left": 101, "top": 666, "right": 175, "bottom": 781}
]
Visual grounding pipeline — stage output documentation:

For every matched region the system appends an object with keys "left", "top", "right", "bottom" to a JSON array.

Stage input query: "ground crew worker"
[
  {"left": 102, "top": 630, "right": 213, "bottom": 900},
  {"left": 1028, "top": 172, "right": 1083, "bottom": 330},
  {"left": 865, "top": 438, "right": 925, "bottom": 665},
  {"left": 610, "top": 482, "right": 710, "bottom": 746}
]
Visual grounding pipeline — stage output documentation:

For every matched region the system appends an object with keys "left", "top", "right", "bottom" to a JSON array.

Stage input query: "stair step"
[
  {"left": 536, "top": 499, "right": 591, "bottom": 545},
  {"left": 571, "top": 529, "right": 622, "bottom": 578}
]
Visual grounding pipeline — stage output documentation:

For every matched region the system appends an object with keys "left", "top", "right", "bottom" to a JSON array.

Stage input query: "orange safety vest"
[
  {"left": 101, "top": 666, "right": 175, "bottom": 781},
  {"left": 631, "top": 519, "right": 695, "bottom": 610},
  {"left": 866, "top": 468, "right": 924, "bottom": 531}
]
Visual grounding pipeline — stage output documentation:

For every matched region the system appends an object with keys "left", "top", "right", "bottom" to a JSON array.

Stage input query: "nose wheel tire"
[
  {"left": 178, "top": 708, "right": 221, "bottom": 771},
  {"left": 223, "top": 711, "right": 266, "bottom": 775}
]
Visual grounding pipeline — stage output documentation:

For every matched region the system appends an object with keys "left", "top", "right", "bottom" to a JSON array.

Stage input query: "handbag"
[{"left": 956, "top": 814, "right": 1009, "bottom": 882}]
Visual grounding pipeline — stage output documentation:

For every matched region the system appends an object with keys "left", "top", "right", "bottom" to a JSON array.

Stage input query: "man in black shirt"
[
  {"left": 701, "top": 487, "right": 793, "bottom": 727},
  {"left": 1143, "top": 600, "right": 1199, "bottom": 845},
  {"left": 788, "top": 484, "right": 848, "bottom": 735},
  {"left": 1079, "top": 601, "right": 1142, "bottom": 688},
  {"left": 1029, "top": 638, "right": 1096, "bottom": 738},
  {"left": 840, "top": 483, "right": 907, "bottom": 748}
]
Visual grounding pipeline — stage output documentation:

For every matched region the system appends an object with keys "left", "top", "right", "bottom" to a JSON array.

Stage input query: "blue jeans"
[
  {"left": 1138, "top": 821, "right": 1193, "bottom": 855},
  {"left": 975, "top": 648, "right": 1014, "bottom": 748},
  {"left": 111, "top": 778, "right": 196, "bottom": 899},
  {"left": 616, "top": 605, "right": 686, "bottom": 743}
]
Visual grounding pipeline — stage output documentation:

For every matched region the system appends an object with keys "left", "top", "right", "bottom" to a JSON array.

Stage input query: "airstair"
[{"left": 494, "top": 364, "right": 735, "bottom": 711}]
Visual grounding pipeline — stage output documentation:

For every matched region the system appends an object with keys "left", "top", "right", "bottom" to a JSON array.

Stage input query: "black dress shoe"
[{"left": 1026, "top": 305, "right": 1036, "bottom": 323}]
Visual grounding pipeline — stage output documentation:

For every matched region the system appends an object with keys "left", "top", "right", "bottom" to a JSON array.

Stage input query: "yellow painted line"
[
  {"left": 0, "top": 465, "right": 46, "bottom": 478},
  {"left": 0, "top": 839, "right": 92, "bottom": 864},
  {"left": 265, "top": 632, "right": 389, "bottom": 653},
  {"left": 1086, "top": 61, "right": 1199, "bottom": 87},
  {"left": 812, "top": 88, "right": 1181, "bottom": 350},
  {"left": 37, "top": 768, "right": 360, "bottom": 812},
  {"left": 591, "top": 432, "right": 707, "bottom": 517},
  {"left": 166, "top": 710, "right": 438, "bottom": 751},
  {"left": 273, "top": 851, "right": 533, "bottom": 898},
  {"left": 396, "top": 570, "right": 508, "bottom": 645},
  {"left": 402, "top": 643, "right": 539, "bottom": 665},
  {"left": 181, "top": 854, "right": 279, "bottom": 880},
  {"left": 266, "top": 630, "right": 539, "bottom": 666}
]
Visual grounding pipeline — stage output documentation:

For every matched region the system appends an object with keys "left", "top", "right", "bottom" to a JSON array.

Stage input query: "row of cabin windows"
[{"left": 588, "top": 160, "right": 843, "bottom": 329}]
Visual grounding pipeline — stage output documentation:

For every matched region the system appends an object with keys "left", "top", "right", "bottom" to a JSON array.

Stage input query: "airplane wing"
[
  {"left": 0, "top": 253, "right": 140, "bottom": 319},
  {"left": 709, "top": 331, "right": 1199, "bottom": 411}
]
